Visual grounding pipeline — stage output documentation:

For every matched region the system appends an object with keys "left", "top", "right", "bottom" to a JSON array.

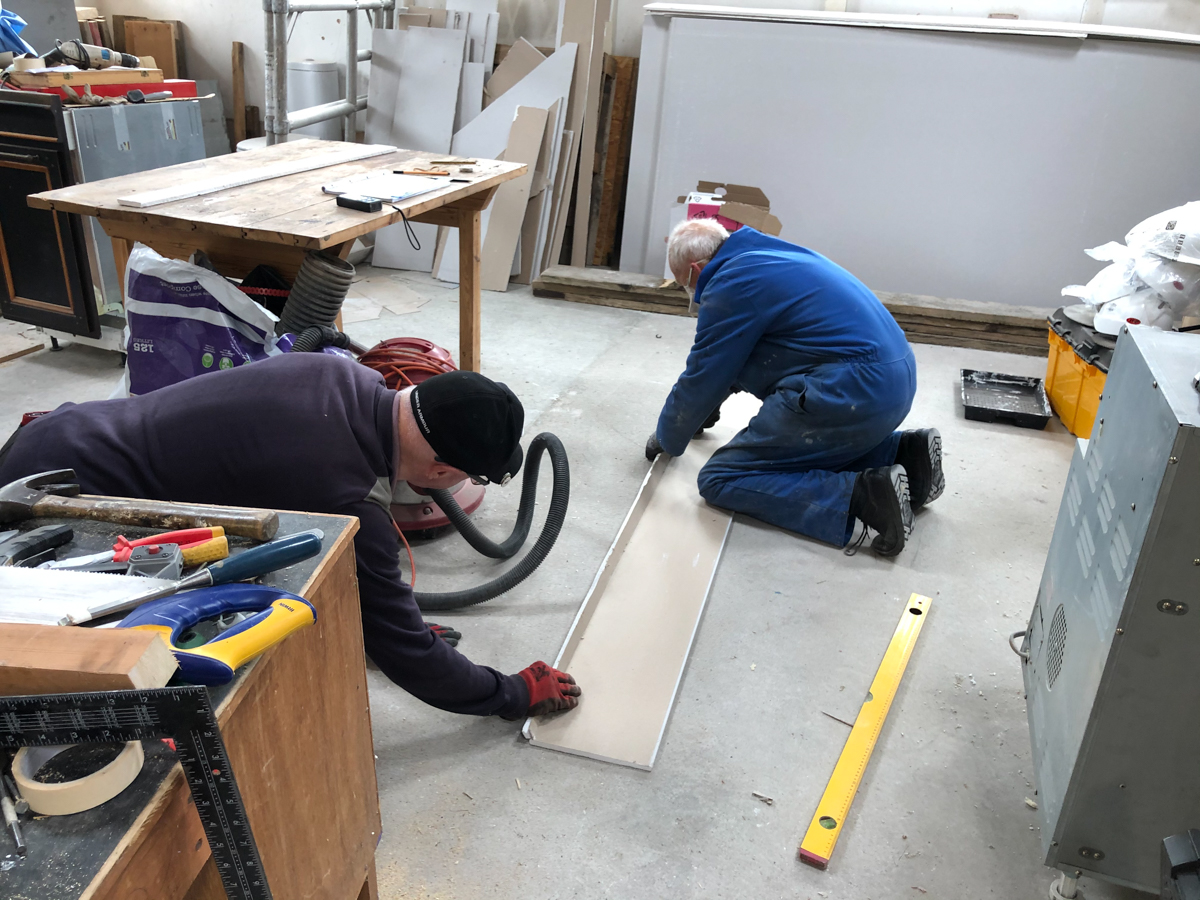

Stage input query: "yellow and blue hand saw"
[{"left": 118, "top": 583, "right": 316, "bottom": 685}]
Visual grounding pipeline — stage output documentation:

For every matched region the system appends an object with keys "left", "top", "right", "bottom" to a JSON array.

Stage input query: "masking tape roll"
[{"left": 12, "top": 741, "right": 144, "bottom": 816}]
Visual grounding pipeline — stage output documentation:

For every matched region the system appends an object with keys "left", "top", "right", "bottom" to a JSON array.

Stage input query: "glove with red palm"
[
  {"left": 518, "top": 661, "right": 581, "bottom": 716},
  {"left": 427, "top": 622, "right": 461, "bottom": 647}
]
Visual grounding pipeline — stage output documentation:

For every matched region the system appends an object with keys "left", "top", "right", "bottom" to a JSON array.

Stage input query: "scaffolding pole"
[{"left": 263, "top": 0, "right": 397, "bottom": 146}]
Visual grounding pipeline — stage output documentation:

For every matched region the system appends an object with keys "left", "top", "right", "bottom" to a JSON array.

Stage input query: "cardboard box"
[{"left": 678, "top": 181, "right": 782, "bottom": 236}]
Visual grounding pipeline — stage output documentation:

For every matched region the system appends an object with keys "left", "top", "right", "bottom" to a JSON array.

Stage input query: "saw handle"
[{"left": 30, "top": 495, "right": 278, "bottom": 541}]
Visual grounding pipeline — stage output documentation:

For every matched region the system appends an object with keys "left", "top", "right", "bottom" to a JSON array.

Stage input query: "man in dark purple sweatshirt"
[{"left": 0, "top": 353, "right": 580, "bottom": 721}]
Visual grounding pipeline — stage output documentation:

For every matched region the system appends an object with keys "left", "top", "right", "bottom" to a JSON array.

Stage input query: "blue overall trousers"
[{"left": 655, "top": 228, "right": 916, "bottom": 547}]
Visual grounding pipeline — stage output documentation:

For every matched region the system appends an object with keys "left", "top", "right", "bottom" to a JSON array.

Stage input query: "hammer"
[{"left": 0, "top": 470, "right": 278, "bottom": 541}]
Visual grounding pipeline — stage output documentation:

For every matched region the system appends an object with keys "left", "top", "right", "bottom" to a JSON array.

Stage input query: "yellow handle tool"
[
  {"left": 798, "top": 593, "right": 932, "bottom": 869},
  {"left": 118, "top": 584, "right": 316, "bottom": 685}
]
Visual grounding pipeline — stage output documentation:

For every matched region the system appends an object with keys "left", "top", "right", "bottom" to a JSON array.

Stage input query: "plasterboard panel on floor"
[
  {"left": 480, "top": 106, "right": 548, "bottom": 290},
  {"left": 523, "top": 392, "right": 762, "bottom": 770},
  {"left": 438, "top": 44, "right": 575, "bottom": 282}
]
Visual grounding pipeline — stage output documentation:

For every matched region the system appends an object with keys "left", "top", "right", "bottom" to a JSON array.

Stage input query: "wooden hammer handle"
[{"left": 32, "top": 495, "right": 279, "bottom": 541}]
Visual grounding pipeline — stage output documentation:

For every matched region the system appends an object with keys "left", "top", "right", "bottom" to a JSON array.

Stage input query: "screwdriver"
[
  {"left": 1, "top": 772, "right": 25, "bottom": 858},
  {"left": 68, "top": 530, "right": 324, "bottom": 624}
]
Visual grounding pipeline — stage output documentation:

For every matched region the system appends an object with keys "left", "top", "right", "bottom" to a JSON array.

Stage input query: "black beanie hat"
[{"left": 409, "top": 371, "right": 524, "bottom": 484}]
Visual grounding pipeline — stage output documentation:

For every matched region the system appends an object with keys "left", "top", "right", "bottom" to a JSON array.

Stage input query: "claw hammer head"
[{"left": 0, "top": 469, "right": 82, "bottom": 524}]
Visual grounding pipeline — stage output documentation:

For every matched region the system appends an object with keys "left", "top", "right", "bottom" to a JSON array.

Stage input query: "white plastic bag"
[{"left": 122, "top": 244, "right": 281, "bottom": 395}]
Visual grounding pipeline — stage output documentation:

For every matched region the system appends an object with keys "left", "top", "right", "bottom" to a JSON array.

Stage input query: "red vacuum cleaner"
[{"left": 357, "top": 337, "right": 484, "bottom": 536}]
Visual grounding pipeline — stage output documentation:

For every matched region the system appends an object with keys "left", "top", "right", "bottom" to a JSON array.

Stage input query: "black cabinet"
[{"left": 0, "top": 91, "right": 98, "bottom": 338}]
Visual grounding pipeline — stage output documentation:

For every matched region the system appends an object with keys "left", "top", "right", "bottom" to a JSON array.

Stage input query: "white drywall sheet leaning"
[
  {"left": 436, "top": 44, "right": 576, "bottom": 282},
  {"left": 524, "top": 392, "right": 762, "bottom": 770},
  {"left": 619, "top": 6, "right": 1200, "bottom": 308},
  {"left": 373, "top": 26, "right": 467, "bottom": 272}
]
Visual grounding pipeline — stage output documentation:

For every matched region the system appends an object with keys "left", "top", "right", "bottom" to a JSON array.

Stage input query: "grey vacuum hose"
[
  {"left": 290, "top": 325, "right": 352, "bottom": 353},
  {"left": 277, "top": 251, "right": 355, "bottom": 336},
  {"left": 414, "top": 433, "right": 570, "bottom": 611}
]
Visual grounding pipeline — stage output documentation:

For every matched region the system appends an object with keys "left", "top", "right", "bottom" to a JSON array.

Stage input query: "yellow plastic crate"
[{"left": 1044, "top": 328, "right": 1106, "bottom": 438}]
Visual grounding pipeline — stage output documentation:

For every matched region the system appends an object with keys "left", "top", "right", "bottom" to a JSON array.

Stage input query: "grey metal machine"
[{"left": 1020, "top": 326, "right": 1200, "bottom": 896}]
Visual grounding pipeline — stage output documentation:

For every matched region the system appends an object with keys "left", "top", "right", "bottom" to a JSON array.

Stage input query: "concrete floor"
[{"left": 0, "top": 270, "right": 1148, "bottom": 900}]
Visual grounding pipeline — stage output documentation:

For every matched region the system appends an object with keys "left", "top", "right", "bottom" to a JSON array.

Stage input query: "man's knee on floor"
[{"left": 696, "top": 464, "right": 730, "bottom": 503}]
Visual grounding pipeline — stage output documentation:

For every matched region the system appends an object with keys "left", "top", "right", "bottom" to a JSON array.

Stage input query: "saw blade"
[{"left": 0, "top": 567, "right": 175, "bottom": 626}]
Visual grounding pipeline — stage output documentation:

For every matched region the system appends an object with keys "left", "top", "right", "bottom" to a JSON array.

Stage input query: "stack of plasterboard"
[{"left": 366, "top": 0, "right": 612, "bottom": 290}]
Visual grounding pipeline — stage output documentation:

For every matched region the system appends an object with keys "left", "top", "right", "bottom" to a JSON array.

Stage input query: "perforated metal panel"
[
  {"left": 1023, "top": 326, "right": 1200, "bottom": 892},
  {"left": 1045, "top": 605, "right": 1067, "bottom": 690}
]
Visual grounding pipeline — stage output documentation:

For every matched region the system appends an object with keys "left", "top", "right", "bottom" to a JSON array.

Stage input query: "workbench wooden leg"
[
  {"left": 357, "top": 863, "right": 379, "bottom": 900},
  {"left": 110, "top": 236, "right": 132, "bottom": 309},
  {"left": 457, "top": 208, "right": 482, "bottom": 372}
]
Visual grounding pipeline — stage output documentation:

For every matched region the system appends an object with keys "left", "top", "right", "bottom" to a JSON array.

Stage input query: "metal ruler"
[
  {"left": 0, "top": 687, "right": 271, "bottom": 900},
  {"left": 798, "top": 593, "right": 932, "bottom": 869}
]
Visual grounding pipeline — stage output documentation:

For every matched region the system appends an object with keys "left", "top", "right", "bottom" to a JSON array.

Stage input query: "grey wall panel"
[{"left": 620, "top": 16, "right": 1200, "bottom": 307}]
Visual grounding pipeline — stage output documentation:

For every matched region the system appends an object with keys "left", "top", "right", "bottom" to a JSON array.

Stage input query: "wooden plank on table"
[
  {"left": 232, "top": 42, "right": 247, "bottom": 146},
  {"left": 592, "top": 57, "right": 637, "bottom": 266},
  {"left": 479, "top": 106, "right": 548, "bottom": 291},
  {"left": 32, "top": 143, "right": 525, "bottom": 252},
  {"left": 0, "top": 624, "right": 176, "bottom": 695},
  {"left": 567, "top": 0, "right": 612, "bottom": 267},
  {"left": 525, "top": 393, "right": 761, "bottom": 769},
  {"left": 10, "top": 68, "right": 163, "bottom": 88},
  {"left": 125, "top": 20, "right": 185, "bottom": 80},
  {"left": 115, "top": 142, "right": 396, "bottom": 208}
]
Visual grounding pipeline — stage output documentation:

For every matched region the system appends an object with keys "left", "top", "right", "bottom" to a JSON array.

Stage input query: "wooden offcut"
[
  {"left": 9, "top": 67, "right": 163, "bottom": 88},
  {"left": 0, "top": 624, "right": 176, "bottom": 695},
  {"left": 591, "top": 57, "right": 638, "bottom": 267},
  {"left": 232, "top": 41, "right": 247, "bottom": 145},
  {"left": 125, "top": 19, "right": 186, "bottom": 80}
]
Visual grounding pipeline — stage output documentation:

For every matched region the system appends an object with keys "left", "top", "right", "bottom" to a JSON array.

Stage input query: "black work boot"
[
  {"left": 849, "top": 465, "right": 914, "bottom": 557},
  {"left": 895, "top": 428, "right": 944, "bottom": 509}
]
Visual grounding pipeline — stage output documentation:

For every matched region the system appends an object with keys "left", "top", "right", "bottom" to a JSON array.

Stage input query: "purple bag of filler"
[{"left": 121, "top": 243, "right": 282, "bottom": 395}]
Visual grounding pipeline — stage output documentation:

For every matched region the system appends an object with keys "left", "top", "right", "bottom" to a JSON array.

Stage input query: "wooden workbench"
[
  {"left": 27, "top": 139, "right": 527, "bottom": 372},
  {"left": 0, "top": 510, "right": 378, "bottom": 900}
]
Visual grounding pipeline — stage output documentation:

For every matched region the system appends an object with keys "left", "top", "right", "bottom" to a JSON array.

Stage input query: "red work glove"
[
  {"left": 427, "top": 622, "right": 461, "bottom": 647},
  {"left": 518, "top": 661, "right": 581, "bottom": 716}
]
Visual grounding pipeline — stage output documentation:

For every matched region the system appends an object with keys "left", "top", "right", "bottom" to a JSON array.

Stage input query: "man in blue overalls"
[{"left": 646, "top": 220, "right": 943, "bottom": 556}]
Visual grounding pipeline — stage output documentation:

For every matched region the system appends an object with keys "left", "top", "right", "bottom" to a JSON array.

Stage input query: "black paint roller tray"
[{"left": 960, "top": 369, "right": 1052, "bottom": 430}]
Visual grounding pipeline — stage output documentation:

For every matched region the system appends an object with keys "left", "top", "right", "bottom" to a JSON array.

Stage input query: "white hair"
[{"left": 667, "top": 218, "right": 728, "bottom": 274}]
